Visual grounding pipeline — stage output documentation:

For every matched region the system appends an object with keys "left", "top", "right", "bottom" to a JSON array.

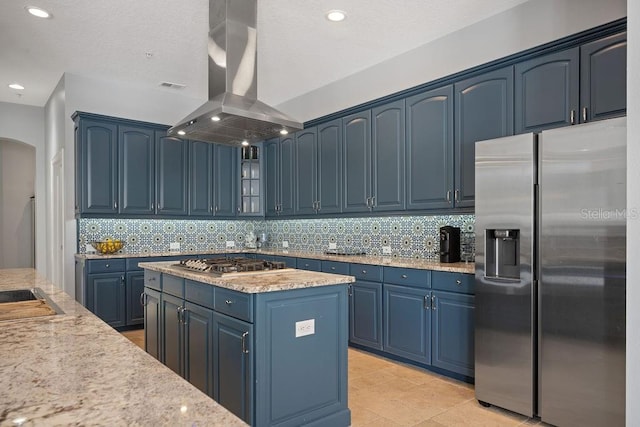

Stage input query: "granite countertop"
[
  {"left": 77, "top": 249, "right": 475, "bottom": 274},
  {"left": 0, "top": 268, "right": 247, "bottom": 426},
  {"left": 139, "top": 261, "right": 355, "bottom": 293}
]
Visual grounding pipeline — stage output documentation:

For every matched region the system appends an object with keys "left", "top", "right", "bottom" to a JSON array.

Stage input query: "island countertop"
[
  {"left": 0, "top": 268, "right": 247, "bottom": 426},
  {"left": 138, "top": 261, "right": 355, "bottom": 293}
]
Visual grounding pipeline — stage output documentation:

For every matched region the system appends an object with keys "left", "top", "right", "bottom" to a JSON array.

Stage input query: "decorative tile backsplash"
[{"left": 78, "top": 215, "right": 475, "bottom": 260}]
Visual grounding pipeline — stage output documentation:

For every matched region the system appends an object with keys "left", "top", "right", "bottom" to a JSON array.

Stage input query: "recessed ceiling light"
[
  {"left": 280, "top": 129, "right": 288, "bottom": 135},
  {"left": 177, "top": 130, "right": 186, "bottom": 136},
  {"left": 9, "top": 83, "right": 25, "bottom": 90},
  {"left": 241, "top": 140, "right": 249, "bottom": 146},
  {"left": 326, "top": 10, "right": 346, "bottom": 22},
  {"left": 211, "top": 116, "right": 221, "bottom": 122},
  {"left": 26, "top": 6, "right": 51, "bottom": 19}
]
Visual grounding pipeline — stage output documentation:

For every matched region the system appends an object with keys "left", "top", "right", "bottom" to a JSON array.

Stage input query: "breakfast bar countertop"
[{"left": 0, "top": 268, "right": 247, "bottom": 426}]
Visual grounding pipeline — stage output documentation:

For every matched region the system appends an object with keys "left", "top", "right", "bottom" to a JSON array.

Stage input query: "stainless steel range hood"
[{"left": 168, "top": 0, "right": 302, "bottom": 145}]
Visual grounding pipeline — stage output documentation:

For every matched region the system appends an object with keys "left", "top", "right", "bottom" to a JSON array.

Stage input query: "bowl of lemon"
[{"left": 91, "top": 239, "right": 124, "bottom": 254}]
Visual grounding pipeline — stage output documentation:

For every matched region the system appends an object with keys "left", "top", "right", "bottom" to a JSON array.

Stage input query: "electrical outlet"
[
  {"left": 382, "top": 246, "right": 392, "bottom": 255},
  {"left": 282, "top": 241, "right": 289, "bottom": 248},
  {"left": 169, "top": 242, "right": 180, "bottom": 251},
  {"left": 295, "top": 319, "right": 315, "bottom": 338},
  {"left": 328, "top": 242, "right": 337, "bottom": 250},
  {"left": 226, "top": 241, "right": 235, "bottom": 248}
]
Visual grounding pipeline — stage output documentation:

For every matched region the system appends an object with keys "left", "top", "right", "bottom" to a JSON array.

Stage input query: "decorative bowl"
[{"left": 91, "top": 239, "right": 124, "bottom": 254}]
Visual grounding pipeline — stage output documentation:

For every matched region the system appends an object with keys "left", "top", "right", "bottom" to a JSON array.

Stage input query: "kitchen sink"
[
  {"left": 0, "top": 289, "right": 39, "bottom": 303},
  {"left": 0, "top": 288, "right": 64, "bottom": 321}
]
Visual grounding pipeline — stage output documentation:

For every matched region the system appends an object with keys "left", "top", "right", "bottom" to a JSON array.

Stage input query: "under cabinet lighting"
[
  {"left": 8, "top": 83, "right": 24, "bottom": 90},
  {"left": 326, "top": 10, "right": 346, "bottom": 22},
  {"left": 26, "top": 6, "right": 51, "bottom": 18}
]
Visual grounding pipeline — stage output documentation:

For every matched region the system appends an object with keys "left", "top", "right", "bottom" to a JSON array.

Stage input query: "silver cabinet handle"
[
  {"left": 140, "top": 292, "right": 146, "bottom": 306},
  {"left": 176, "top": 306, "right": 183, "bottom": 322},
  {"left": 456, "top": 279, "right": 462, "bottom": 285},
  {"left": 454, "top": 189, "right": 460, "bottom": 203},
  {"left": 570, "top": 109, "right": 576, "bottom": 125},
  {"left": 237, "top": 207, "right": 241, "bottom": 213},
  {"left": 424, "top": 295, "right": 430, "bottom": 310},
  {"left": 431, "top": 295, "right": 436, "bottom": 310},
  {"left": 182, "top": 308, "right": 188, "bottom": 325},
  {"left": 401, "top": 274, "right": 408, "bottom": 279},
  {"left": 215, "top": 206, "right": 219, "bottom": 212},
  {"left": 348, "top": 285, "right": 353, "bottom": 297},
  {"left": 114, "top": 201, "right": 118, "bottom": 210},
  {"left": 120, "top": 275, "right": 125, "bottom": 283},
  {"left": 105, "top": 264, "right": 110, "bottom": 268},
  {"left": 582, "top": 107, "right": 588, "bottom": 122},
  {"left": 371, "top": 196, "right": 375, "bottom": 207},
  {"left": 361, "top": 270, "right": 367, "bottom": 274},
  {"left": 241, "top": 331, "right": 249, "bottom": 354},
  {"left": 225, "top": 299, "right": 233, "bottom": 305},
  {"left": 151, "top": 203, "right": 154, "bottom": 210},
  {"left": 330, "top": 267, "right": 336, "bottom": 271},
  {"left": 446, "top": 190, "right": 451, "bottom": 204}
]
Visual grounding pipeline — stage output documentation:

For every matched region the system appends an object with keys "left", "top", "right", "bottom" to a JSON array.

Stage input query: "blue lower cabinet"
[
  {"left": 126, "top": 271, "right": 145, "bottom": 325},
  {"left": 349, "top": 281, "right": 383, "bottom": 350},
  {"left": 142, "top": 287, "right": 161, "bottom": 360},
  {"left": 213, "top": 312, "right": 253, "bottom": 424},
  {"left": 87, "top": 273, "right": 126, "bottom": 327},
  {"left": 432, "top": 291, "right": 475, "bottom": 377},
  {"left": 160, "top": 293, "right": 183, "bottom": 375},
  {"left": 383, "top": 284, "right": 431, "bottom": 364},
  {"left": 184, "top": 302, "right": 215, "bottom": 397}
]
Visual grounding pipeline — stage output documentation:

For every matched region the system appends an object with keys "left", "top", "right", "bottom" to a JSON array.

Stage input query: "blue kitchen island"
[{"left": 139, "top": 261, "right": 355, "bottom": 427}]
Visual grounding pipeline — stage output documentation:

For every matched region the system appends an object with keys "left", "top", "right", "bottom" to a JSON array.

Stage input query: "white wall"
[
  {"left": 0, "top": 102, "right": 46, "bottom": 274},
  {"left": 0, "top": 140, "right": 35, "bottom": 268},
  {"left": 276, "top": 0, "right": 627, "bottom": 122},
  {"left": 627, "top": 1, "right": 638, "bottom": 425}
]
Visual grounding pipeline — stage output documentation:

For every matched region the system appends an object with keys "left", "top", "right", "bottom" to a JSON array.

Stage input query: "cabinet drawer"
[
  {"left": 214, "top": 287, "right": 254, "bottom": 322},
  {"left": 296, "top": 258, "right": 321, "bottom": 271},
  {"left": 432, "top": 271, "right": 475, "bottom": 294},
  {"left": 321, "top": 261, "right": 350, "bottom": 275},
  {"left": 162, "top": 274, "right": 185, "bottom": 298},
  {"left": 87, "top": 259, "right": 125, "bottom": 274},
  {"left": 350, "top": 264, "right": 383, "bottom": 282},
  {"left": 383, "top": 267, "right": 430, "bottom": 288},
  {"left": 185, "top": 280, "right": 214, "bottom": 309},
  {"left": 144, "top": 270, "right": 161, "bottom": 291}
]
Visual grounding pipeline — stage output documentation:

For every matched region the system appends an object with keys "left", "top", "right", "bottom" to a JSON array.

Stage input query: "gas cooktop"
[{"left": 175, "top": 257, "right": 287, "bottom": 275}]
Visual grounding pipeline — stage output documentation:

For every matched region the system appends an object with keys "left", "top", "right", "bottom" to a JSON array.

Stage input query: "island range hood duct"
[{"left": 168, "top": 0, "right": 302, "bottom": 145}]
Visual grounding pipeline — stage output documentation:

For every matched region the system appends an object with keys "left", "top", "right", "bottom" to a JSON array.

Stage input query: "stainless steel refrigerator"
[{"left": 474, "top": 117, "right": 626, "bottom": 426}]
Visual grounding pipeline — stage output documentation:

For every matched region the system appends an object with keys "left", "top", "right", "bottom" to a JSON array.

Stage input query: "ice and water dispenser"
[{"left": 485, "top": 229, "right": 520, "bottom": 280}]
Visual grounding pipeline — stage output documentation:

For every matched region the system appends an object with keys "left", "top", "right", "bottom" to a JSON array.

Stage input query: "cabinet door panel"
[
  {"left": 372, "top": 100, "right": 405, "bottom": 211},
  {"left": 119, "top": 126, "right": 155, "bottom": 214},
  {"left": 580, "top": 32, "right": 627, "bottom": 122},
  {"left": 343, "top": 111, "right": 372, "bottom": 212},
  {"left": 455, "top": 66, "right": 514, "bottom": 208},
  {"left": 161, "top": 293, "right": 183, "bottom": 376},
  {"left": 384, "top": 284, "right": 431, "bottom": 364},
  {"left": 189, "top": 141, "right": 213, "bottom": 216},
  {"left": 432, "top": 291, "right": 475, "bottom": 377},
  {"left": 515, "top": 48, "right": 579, "bottom": 133},
  {"left": 213, "top": 313, "right": 253, "bottom": 424},
  {"left": 81, "top": 120, "right": 118, "bottom": 214},
  {"left": 406, "top": 86, "right": 454, "bottom": 210},
  {"left": 264, "top": 138, "right": 279, "bottom": 217},
  {"left": 214, "top": 144, "right": 237, "bottom": 217},
  {"left": 184, "top": 302, "right": 214, "bottom": 397},
  {"left": 156, "top": 133, "right": 188, "bottom": 215},
  {"left": 279, "top": 135, "right": 295, "bottom": 215},
  {"left": 294, "top": 128, "right": 318, "bottom": 215},
  {"left": 144, "top": 287, "right": 161, "bottom": 360},
  {"left": 89, "top": 273, "right": 125, "bottom": 327},
  {"left": 126, "top": 271, "right": 145, "bottom": 325},
  {"left": 349, "top": 281, "right": 383, "bottom": 349},
  {"left": 317, "top": 119, "right": 342, "bottom": 214}
]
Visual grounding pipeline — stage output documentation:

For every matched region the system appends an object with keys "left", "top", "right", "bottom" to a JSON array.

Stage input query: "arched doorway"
[{"left": 0, "top": 138, "right": 36, "bottom": 268}]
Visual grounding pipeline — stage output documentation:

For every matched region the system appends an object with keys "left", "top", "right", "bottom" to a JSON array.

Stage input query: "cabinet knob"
[
  {"left": 401, "top": 274, "right": 408, "bottom": 279},
  {"left": 456, "top": 279, "right": 462, "bottom": 285},
  {"left": 225, "top": 299, "right": 233, "bottom": 305},
  {"left": 362, "top": 270, "right": 367, "bottom": 274},
  {"left": 105, "top": 264, "right": 110, "bottom": 268},
  {"left": 331, "top": 267, "right": 336, "bottom": 271}
]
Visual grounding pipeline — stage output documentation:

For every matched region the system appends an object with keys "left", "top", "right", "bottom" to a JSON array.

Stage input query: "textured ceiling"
[{"left": 0, "top": 0, "right": 527, "bottom": 107}]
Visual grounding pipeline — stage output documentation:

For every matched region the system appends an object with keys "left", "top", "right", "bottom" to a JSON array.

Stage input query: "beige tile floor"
[{"left": 122, "top": 329, "right": 543, "bottom": 426}]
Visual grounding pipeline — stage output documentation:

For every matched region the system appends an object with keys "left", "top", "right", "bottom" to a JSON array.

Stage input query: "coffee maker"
[{"left": 439, "top": 226, "right": 461, "bottom": 263}]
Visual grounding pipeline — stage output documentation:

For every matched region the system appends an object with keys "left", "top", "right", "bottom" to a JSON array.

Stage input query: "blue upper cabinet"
[
  {"left": 342, "top": 111, "right": 372, "bottom": 213},
  {"left": 118, "top": 125, "right": 155, "bottom": 215},
  {"left": 214, "top": 144, "right": 238, "bottom": 217},
  {"left": 294, "top": 128, "right": 318, "bottom": 215},
  {"left": 77, "top": 118, "right": 118, "bottom": 214},
  {"left": 515, "top": 48, "right": 579, "bottom": 133},
  {"left": 156, "top": 133, "right": 188, "bottom": 216},
  {"left": 372, "top": 100, "right": 405, "bottom": 211},
  {"left": 279, "top": 135, "right": 295, "bottom": 216},
  {"left": 188, "top": 141, "right": 213, "bottom": 217},
  {"left": 405, "top": 85, "right": 454, "bottom": 211},
  {"left": 580, "top": 32, "right": 627, "bottom": 123},
  {"left": 264, "top": 136, "right": 294, "bottom": 216},
  {"left": 264, "top": 138, "right": 280, "bottom": 217},
  {"left": 317, "top": 119, "right": 342, "bottom": 214},
  {"left": 455, "top": 66, "right": 514, "bottom": 209}
]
